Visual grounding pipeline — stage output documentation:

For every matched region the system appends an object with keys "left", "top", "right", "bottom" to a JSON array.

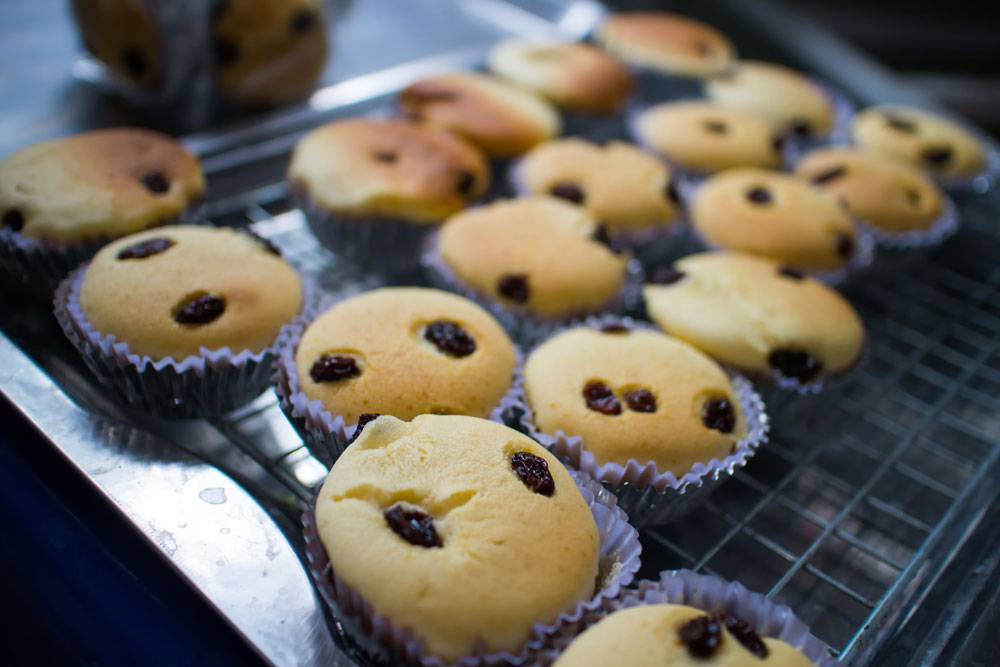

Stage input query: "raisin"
[
  {"left": 678, "top": 615, "right": 722, "bottom": 658},
  {"left": 2, "top": 209, "right": 24, "bottom": 232},
  {"left": 213, "top": 37, "right": 239, "bottom": 66},
  {"left": 289, "top": 8, "right": 317, "bottom": 34},
  {"left": 592, "top": 224, "right": 624, "bottom": 254},
  {"left": 772, "top": 135, "right": 785, "bottom": 153},
  {"left": 140, "top": 172, "right": 170, "bottom": 194},
  {"left": 624, "top": 389, "right": 656, "bottom": 413},
  {"left": 903, "top": 188, "right": 922, "bottom": 206},
  {"left": 243, "top": 228, "right": 281, "bottom": 256},
  {"left": 695, "top": 41, "right": 714, "bottom": 57},
  {"left": 497, "top": 274, "right": 529, "bottom": 303},
  {"left": 122, "top": 46, "right": 147, "bottom": 78},
  {"left": 719, "top": 614, "right": 769, "bottom": 659},
  {"left": 704, "top": 120, "right": 727, "bottom": 134},
  {"left": 835, "top": 233, "right": 854, "bottom": 259},
  {"left": 702, "top": 398, "right": 736, "bottom": 433},
  {"left": 173, "top": 294, "right": 225, "bottom": 325},
  {"left": 549, "top": 182, "right": 585, "bottom": 204},
  {"left": 456, "top": 169, "right": 476, "bottom": 195},
  {"left": 383, "top": 504, "right": 441, "bottom": 548},
  {"left": 582, "top": 381, "right": 621, "bottom": 415},
  {"left": 664, "top": 178, "right": 680, "bottom": 204},
  {"left": 768, "top": 349, "right": 822, "bottom": 382},
  {"left": 648, "top": 265, "right": 685, "bottom": 285},
  {"left": 810, "top": 165, "right": 846, "bottom": 185},
  {"left": 790, "top": 118, "right": 811, "bottom": 136},
  {"left": 347, "top": 413, "right": 380, "bottom": 444},
  {"left": 424, "top": 320, "right": 476, "bottom": 358},
  {"left": 600, "top": 323, "right": 630, "bottom": 334},
  {"left": 921, "top": 146, "right": 953, "bottom": 167},
  {"left": 117, "top": 237, "right": 175, "bottom": 260},
  {"left": 746, "top": 186, "right": 772, "bottom": 204},
  {"left": 372, "top": 151, "right": 397, "bottom": 163},
  {"left": 884, "top": 113, "right": 916, "bottom": 133},
  {"left": 777, "top": 266, "right": 805, "bottom": 280},
  {"left": 510, "top": 451, "right": 555, "bottom": 496},
  {"left": 310, "top": 354, "right": 361, "bottom": 383}
]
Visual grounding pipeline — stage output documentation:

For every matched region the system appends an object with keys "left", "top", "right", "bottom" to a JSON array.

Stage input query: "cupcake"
[
  {"left": 689, "top": 168, "right": 867, "bottom": 279},
  {"left": 0, "top": 128, "right": 204, "bottom": 294},
  {"left": 425, "top": 196, "right": 637, "bottom": 345},
  {"left": 398, "top": 72, "right": 561, "bottom": 157},
  {"left": 631, "top": 101, "right": 784, "bottom": 177},
  {"left": 595, "top": 11, "right": 736, "bottom": 78},
  {"left": 288, "top": 117, "right": 489, "bottom": 274},
  {"left": 851, "top": 104, "right": 989, "bottom": 184},
  {"left": 795, "top": 146, "right": 956, "bottom": 247},
  {"left": 55, "top": 225, "right": 308, "bottom": 418},
  {"left": 306, "top": 413, "right": 640, "bottom": 665},
  {"left": 514, "top": 322, "right": 765, "bottom": 525},
  {"left": 511, "top": 138, "right": 683, "bottom": 264},
  {"left": 704, "top": 60, "right": 837, "bottom": 139},
  {"left": 643, "top": 252, "right": 865, "bottom": 392},
  {"left": 275, "top": 287, "right": 518, "bottom": 466},
  {"left": 486, "top": 39, "right": 633, "bottom": 114},
  {"left": 70, "top": 0, "right": 162, "bottom": 90}
]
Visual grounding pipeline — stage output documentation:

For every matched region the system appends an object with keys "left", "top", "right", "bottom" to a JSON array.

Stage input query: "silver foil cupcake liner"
[
  {"left": 295, "top": 189, "right": 438, "bottom": 279},
  {"left": 273, "top": 318, "right": 523, "bottom": 468},
  {"left": 301, "top": 469, "right": 642, "bottom": 667},
  {"left": 54, "top": 264, "right": 317, "bottom": 419},
  {"left": 420, "top": 232, "right": 644, "bottom": 348},
  {"left": 540, "top": 569, "right": 837, "bottom": 666},
  {"left": 504, "top": 314, "right": 769, "bottom": 527},
  {"left": 0, "top": 203, "right": 205, "bottom": 298}
]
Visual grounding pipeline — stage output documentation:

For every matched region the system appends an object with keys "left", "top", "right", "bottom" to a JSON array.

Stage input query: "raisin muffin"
[
  {"left": 430, "top": 197, "right": 633, "bottom": 341},
  {"left": 210, "top": 0, "right": 329, "bottom": 107},
  {"left": 643, "top": 252, "right": 864, "bottom": 386},
  {"left": 632, "top": 101, "right": 784, "bottom": 174},
  {"left": 57, "top": 225, "right": 306, "bottom": 416},
  {"left": 288, "top": 117, "right": 489, "bottom": 272},
  {"left": 595, "top": 12, "right": 735, "bottom": 78},
  {"left": 796, "top": 147, "right": 948, "bottom": 237},
  {"left": 0, "top": 128, "right": 204, "bottom": 291},
  {"left": 398, "top": 72, "right": 561, "bottom": 156},
  {"left": 487, "top": 39, "right": 633, "bottom": 114},
  {"left": 70, "top": 0, "right": 162, "bottom": 89},
  {"left": 690, "top": 169, "right": 858, "bottom": 273},
  {"left": 523, "top": 326, "right": 747, "bottom": 477},
  {"left": 851, "top": 105, "right": 987, "bottom": 179},
  {"left": 314, "top": 414, "right": 601, "bottom": 663},
  {"left": 705, "top": 60, "right": 835, "bottom": 138},
  {"left": 512, "top": 139, "right": 682, "bottom": 238},
  {"left": 552, "top": 603, "right": 816, "bottom": 666}
]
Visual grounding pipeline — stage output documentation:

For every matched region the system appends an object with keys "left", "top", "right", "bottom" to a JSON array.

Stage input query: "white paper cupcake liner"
[
  {"left": 301, "top": 469, "right": 642, "bottom": 667},
  {"left": 0, "top": 203, "right": 205, "bottom": 298},
  {"left": 420, "top": 232, "right": 644, "bottom": 348},
  {"left": 504, "top": 314, "right": 769, "bottom": 527},
  {"left": 54, "top": 264, "right": 317, "bottom": 419},
  {"left": 540, "top": 569, "right": 837, "bottom": 667},
  {"left": 272, "top": 300, "right": 524, "bottom": 468}
]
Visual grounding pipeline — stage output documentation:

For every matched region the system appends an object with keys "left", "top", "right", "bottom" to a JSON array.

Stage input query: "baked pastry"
[
  {"left": 705, "top": 60, "right": 834, "bottom": 137},
  {"left": 0, "top": 128, "right": 203, "bottom": 244},
  {"left": 643, "top": 252, "right": 864, "bottom": 383},
  {"left": 552, "top": 603, "right": 815, "bottom": 666},
  {"left": 796, "top": 147, "right": 945, "bottom": 233},
  {"left": 487, "top": 39, "right": 633, "bottom": 114},
  {"left": 398, "top": 72, "right": 560, "bottom": 156},
  {"left": 512, "top": 138, "right": 682, "bottom": 235},
  {"left": 76, "top": 225, "right": 302, "bottom": 361},
  {"left": 291, "top": 287, "right": 516, "bottom": 426},
  {"left": 632, "top": 101, "right": 783, "bottom": 174},
  {"left": 524, "top": 326, "right": 746, "bottom": 476},
  {"left": 595, "top": 11, "right": 735, "bottom": 78},
  {"left": 71, "top": 0, "right": 162, "bottom": 89},
  {"left": 210, "top": 0, "right": 329, "bottom": 106},
  {"left": 851, "top": 104, "right": 987, "bottom": 178},
  {"left": 288, "top": 117, "right": 489, "bottom": 270},
  {"left": 435, "top": 197, "right": 630, "bottom": 319},
  {"left": 315, "top": 413, "right": 600, "bottom": 663},
  {"left": 690, "top": 168, "right": 857, "bottom": 271}
]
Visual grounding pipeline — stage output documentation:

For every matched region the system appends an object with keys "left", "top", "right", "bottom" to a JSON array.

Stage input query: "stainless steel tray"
[{"left": 2, "top": 1, "right": 999, "bottom": 665}]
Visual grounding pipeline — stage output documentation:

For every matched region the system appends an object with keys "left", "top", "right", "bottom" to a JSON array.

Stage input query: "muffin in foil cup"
[
  {"left": 301, "top": 469, "right": 642, "bottom": 667},
  {"left": 539, "top": 569, "right": 838, "bottom": 666},
  {"left": 504, "top": 315, "right": 769, "bottom": 527},
  {"left": 420, "top": 232, "right": 644, "bottom": 348},
  {"left": 54, "top": 265, "right": 317, "bottom": 419}
]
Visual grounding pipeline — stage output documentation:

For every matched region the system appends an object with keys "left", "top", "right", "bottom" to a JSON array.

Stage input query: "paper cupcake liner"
[
  {"left": 295, "top": 188, "right": 437, "bottom": 280},
  {"left": 301, "top": 469, "right": 642, "bottom": 667},
  {"left": 420, "top": 232, "right": 644, "bottom": 348},
  {"left": 504, "top": 314, "right": 769, "bottom": 527},
  {"left": 54, "top": 264, "right": 317, "bottom": 419},
  {"left": 0, "top": 203, "right": 205, "bottom": 299},
  {"left": 539, "top": 569, "right": 837, "bottom": 667},
  {"left": 272, "top": 303, "right": 524, "bottom": 469}
]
